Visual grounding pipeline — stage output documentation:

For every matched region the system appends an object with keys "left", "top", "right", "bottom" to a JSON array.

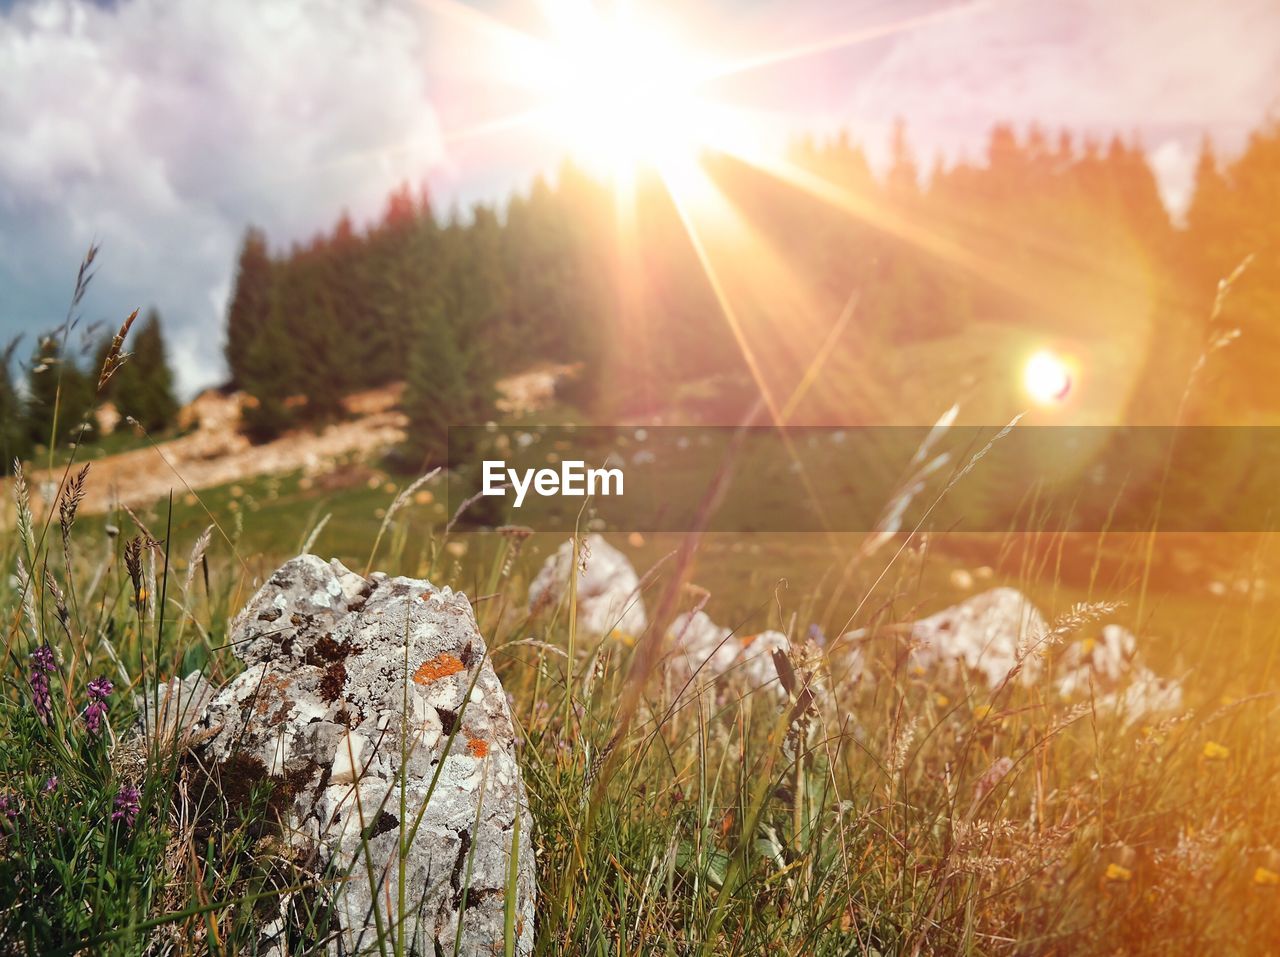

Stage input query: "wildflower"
[
  {"left": 0, "top": 793, "right": 16, "bottom": 821},
  {"left": 934, "top": 693, "right": 950, "bottom": 708},
  {"left": 29, "top": 644, "right": 55, "bottom": 719},
  {"left": 1254, "top": 867, "right": 1280, "bottom": 886},
  {"left": 1203, "top": 741, "right": 1230, "bottom": 761},
  {"left": 43, "top": 775, "right": 58, "bottom": 793},
  {"left": 111, "top": 785, "right": 140, "bottom": 827},
  {"left": 83, "top": 677, "right": 114, "bottom": 737},
  {"left": 88, "top": 676, "right": 113, "bottom": 699},
  {"left": 972, "top": 704, "right": 995, "bottom": 722},
  {"left": 1104, "top": 863, "right": 1133, "bottom": 883}
]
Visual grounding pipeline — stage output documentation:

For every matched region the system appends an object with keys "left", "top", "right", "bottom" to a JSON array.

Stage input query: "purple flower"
[
  {"left": 87, "top": 677, "right": 113, "bottom": 700},
  {"left": 84, "top": 700, "right": 108, "bottom": 736},
  {"left": 43, "top": 775, "right": 58, "bottom": 794},
  {"left": 0, "top": 793, "right": 16, "bottom": 821},
  {"left": 111, "top": 785, "right": 140, "bottom": 827},
  {"left": 29, "top": 644, "right": 55, "bottom": 719},
  {"left": 83, "top": 676, "right": 113, "bottom": 737}
]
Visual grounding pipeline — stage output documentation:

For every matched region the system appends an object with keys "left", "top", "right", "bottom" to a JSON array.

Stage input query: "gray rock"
[
  {"left": 528, "top": 534, "right": 647, "bottom": 639},
  {"left": 139, "top": 670, "right": 218, "bottom": 750},
  {"left": 199, "top": 555, "right": 535, "bottom": 956}
]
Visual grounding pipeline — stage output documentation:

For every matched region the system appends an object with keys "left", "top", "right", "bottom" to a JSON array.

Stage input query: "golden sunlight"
[{"left": 536, "top": 5, "right": 719, "bottom": 174}]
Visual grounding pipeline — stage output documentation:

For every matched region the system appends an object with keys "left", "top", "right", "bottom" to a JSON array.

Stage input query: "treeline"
[
  {"left": 0, "top": 309, "right": 179, "bottom": 468},
  {"left": 226, "top": 119, "right": 1280, "bottom": 462}
]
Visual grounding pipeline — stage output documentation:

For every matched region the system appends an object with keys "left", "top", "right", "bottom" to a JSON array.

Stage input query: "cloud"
[
  {"left": 842, "top": 0, "right": 1280, "bottom": 174},
  {"left": 0, "top": 0, "right": 446, "bottom": 395}
]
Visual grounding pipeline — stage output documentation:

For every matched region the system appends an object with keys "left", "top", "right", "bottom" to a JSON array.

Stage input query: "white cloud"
[
  {"left": 843, "top": 0, "right": 1280, "bottom": 173},
  {"left": 0, "top": 0, "right": 446, "bottom": 396}
]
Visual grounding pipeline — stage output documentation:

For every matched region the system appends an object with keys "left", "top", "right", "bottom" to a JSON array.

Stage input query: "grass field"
[{"left": 4, "top": 443, "right": 1280, "bottom": 955}]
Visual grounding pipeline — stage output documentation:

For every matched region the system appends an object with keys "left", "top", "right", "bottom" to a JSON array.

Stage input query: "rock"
[
  {"left": 1055, "top": 624, "right": 1137, "bottom": 697},
  {"left": 140, "top": 671, "right": 218, "bottom": 750},
  {"left": 198, "top": 555, "right": 535, "bottom": 956},
  {"left": 1056, "top": 624, "right": 1183, "bottom": 725},
  {"left": 114, "top": 671, "right": 219, "bottom": 784},
  {"left": 528, "top": 534, "right": 647, "bottom": 639},
  {"left": 666, "top": 612, "right": 789, "bottom": 697},
  {"left": 1099, "top": 666, "right": 1184, "bottom": 726},
  {"left": 908, "top": 587, "right": 1048, "bottom": 688}
]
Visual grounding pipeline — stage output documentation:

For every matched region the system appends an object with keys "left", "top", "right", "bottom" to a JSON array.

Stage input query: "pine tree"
[
  {"left": 225, "top": 227, "right": 273, "bottom": 387},
  {"left": 403, "top": 221, "right": 498, "bottom": 468},
  {"left": 0, "top": 341, "right": 31, "bottom": 469},
  {"left": 239, "top": 290, "right": 303, "bottom": 443},
  {"left": 24, "top": 337, "right": 95, "bottom": 448},
  {"left": 885, "top": 118, "right": 920, "bottom": 203},
  {"left": 113, "top": 309, "right": 179, "bottom": 432}
]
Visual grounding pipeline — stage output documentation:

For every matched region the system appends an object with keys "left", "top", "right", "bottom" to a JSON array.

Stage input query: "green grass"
[{"left": 4, "top": 449, "right": 1280, "bottom": 955}]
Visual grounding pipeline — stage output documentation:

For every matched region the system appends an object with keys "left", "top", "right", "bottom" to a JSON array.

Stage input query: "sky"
[{"left": 1, "top": 0, "right": 1277, "bottom": 396}]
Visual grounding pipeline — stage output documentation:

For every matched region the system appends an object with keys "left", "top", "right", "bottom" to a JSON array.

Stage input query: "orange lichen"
[
  {"left": 412, "top": 653, "right": 465, "bottom": 685},
  {"left": 467, "top": 736, "right": 489, "bottom": 758}
]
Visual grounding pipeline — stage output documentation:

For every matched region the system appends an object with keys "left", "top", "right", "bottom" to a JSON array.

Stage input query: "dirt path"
[{"left": 9, "top": 386, "right": 408, "bottom": 522}]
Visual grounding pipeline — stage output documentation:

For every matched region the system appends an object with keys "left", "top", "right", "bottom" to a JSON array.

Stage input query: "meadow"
[{"left": 3, "top": 436, "right": 1280, "bottom": 955}]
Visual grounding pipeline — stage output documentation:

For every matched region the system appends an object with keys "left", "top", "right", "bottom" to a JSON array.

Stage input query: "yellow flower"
[
  {"left": 973, "top": 704, "right": 995, "bottom": 722},
  {"left": 934, "top": 693, "right": 950, "bottom": 709},
  {"left": 613, "top": 631, "right": 637, "bottom": 647},
  {"left": 1104, "top": 863, "right": 1132, "bottom": 883},
  {"left": 1253, "top": 867, "right": 1280, "bottom": 886},
  {"left": 1203, "top": 741, "right": 1230, "bottom": 761}
]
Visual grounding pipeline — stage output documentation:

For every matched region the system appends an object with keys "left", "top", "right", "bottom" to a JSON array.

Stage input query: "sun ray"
[
  {"left": 440, "top": 106, "right": 554, "bottom": 145},
  {"left": 655, "top": 155, "right": 872, "bottom": 538},
  {"left": 706, "top": 0, "right": 1001, "bottom": 81},
  {"left": 658, "top": 158, "right": 784, "bottom": 427},
  {"left": 708, "top": 142, "right": 1086, "bottom": 326}
]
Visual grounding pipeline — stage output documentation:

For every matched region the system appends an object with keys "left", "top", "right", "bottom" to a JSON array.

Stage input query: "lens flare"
[{"left": 1024, "top": 350, "right": 1073, "bottom": 404}]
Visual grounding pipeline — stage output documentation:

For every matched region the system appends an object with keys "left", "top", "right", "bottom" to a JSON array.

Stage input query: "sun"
[
  {"left": 1023, "top": 350, "right": 1073, "bottom": 405},
  {"left": 537, "top": 7, "right": 718, "bottom": 175}
]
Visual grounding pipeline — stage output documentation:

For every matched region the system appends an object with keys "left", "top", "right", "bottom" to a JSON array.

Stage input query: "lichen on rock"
[{"left": 198, "top": 554, "right": 535, "bottom": 956}]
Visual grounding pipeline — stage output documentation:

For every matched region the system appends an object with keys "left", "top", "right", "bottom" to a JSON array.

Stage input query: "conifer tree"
[
  {"left": 113, "top": 309, "right": 178, "bottom": 432},
  {"left": 0, "top": 341, "right": 31, "bottom": 469},
  {"left": 225, "top": 227, "right": 273, "bottom": 387},
  {"left": 24, "top": 337, "right": 94, "bottom": 448},
  {"left": 403, "top": 220, "right": 498, "bottom": 468}
]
